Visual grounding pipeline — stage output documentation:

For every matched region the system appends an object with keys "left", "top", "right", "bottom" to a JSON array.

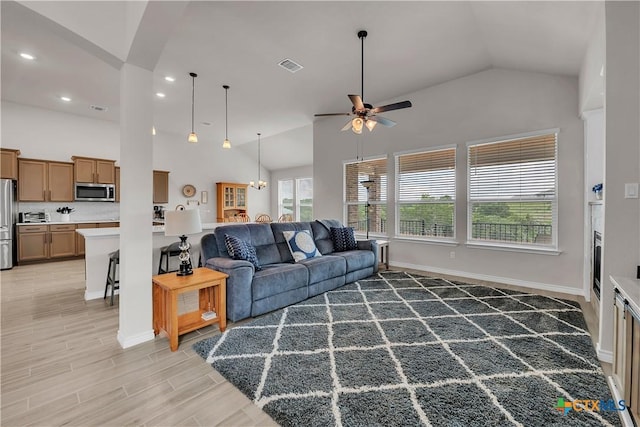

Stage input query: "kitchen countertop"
[
  {"left": 17, "top": 219, "right": 120, "bottom": 226},
  {"left": 77, "top": 222, "right": 221, "bottom": 237}
]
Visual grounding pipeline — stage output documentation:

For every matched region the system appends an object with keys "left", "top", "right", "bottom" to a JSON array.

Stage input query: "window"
[
  {"left": 396, "top": 148, "right": 456, "bottom": 238},
  {"left": 344, "top": 158, "right": 387, "bottom": 235},
  {"left": 278, "top": 177, "right": 313, "bottom": 221},
  {"left": 296, "top": 178, "right": 313, "bottom": 221},
  {"left": 467, "top": 131, "right": 557, "bottom": 247},
  {"left": 278, "top": 179, "right": 294, "bottom": 219}
]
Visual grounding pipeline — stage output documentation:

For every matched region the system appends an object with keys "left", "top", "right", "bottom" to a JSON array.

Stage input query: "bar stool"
[
  {"left": 158, "top": 242, "right": 186, "bottom": 274},
  {"left": 104, "top": 250, "right": 120, "bottom": 306}
]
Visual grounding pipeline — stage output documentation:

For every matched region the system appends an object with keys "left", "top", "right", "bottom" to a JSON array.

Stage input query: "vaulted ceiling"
[{"left": 1, "top": 1, "right": 601, "bottom": 170}]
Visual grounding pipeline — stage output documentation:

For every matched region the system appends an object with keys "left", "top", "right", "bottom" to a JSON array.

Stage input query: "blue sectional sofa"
[{"left": 200, "top": 220, "right": 378, "bottom": 322}]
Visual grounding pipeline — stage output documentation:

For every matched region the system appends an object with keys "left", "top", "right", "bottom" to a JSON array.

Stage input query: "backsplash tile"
[{"left": 19, "top": 202, "right": 120, "bottom": 222}]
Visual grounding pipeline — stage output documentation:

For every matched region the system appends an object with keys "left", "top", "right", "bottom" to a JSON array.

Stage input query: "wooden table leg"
[
  {"left": 218, "top": 282, "right": 226, "bottom": 332},
  {"left": 169, "top": 290, "right": 179, "bottom": 351}
]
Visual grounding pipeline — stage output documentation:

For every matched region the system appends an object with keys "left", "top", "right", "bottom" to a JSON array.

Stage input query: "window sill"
[
  {"left": 465, "top": 241, "right": 561, "bottom": 255},
  {"left": 393, "top": 236, "right": 459, "bottom": 247}
]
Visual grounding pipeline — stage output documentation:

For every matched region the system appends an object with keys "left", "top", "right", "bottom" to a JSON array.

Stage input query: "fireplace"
[{"left": 593, "top": 230, "right": 602, "bottom": 300}]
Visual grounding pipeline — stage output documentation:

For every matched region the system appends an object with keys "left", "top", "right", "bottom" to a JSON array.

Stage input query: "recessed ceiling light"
[
  {"left": 156, "top": 92, "right": 166, "bottom": 98},
  {"left": 20, "top": 52, "right": 35, "bottom": 60},
  {"left": 164, "top": 76, "right": 175, "bottom": 82},
  {"left": 60, "top": 96, "right": 71, "bottom": 102}
]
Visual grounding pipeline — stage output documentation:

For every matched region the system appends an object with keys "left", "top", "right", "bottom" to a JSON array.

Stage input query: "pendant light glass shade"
[
  {"left": 188, "top": 72, "right": 198, "bottom": 143},
  {"left": 365, "top": 119, "right": 377, "bottom": 131},
  {"left": 222, "top": 85, "right": 231, "bottom": 149},
  {"left": 351, "top": 117, "right": 364, "bottom": 134},
  {"left": 249, "top": 133, "right": 267, "bottom": 190}
]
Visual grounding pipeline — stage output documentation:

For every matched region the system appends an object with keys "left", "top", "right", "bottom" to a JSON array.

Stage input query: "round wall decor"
[{"left": 182, "top": 184, "right": 196, "bottom": 197}]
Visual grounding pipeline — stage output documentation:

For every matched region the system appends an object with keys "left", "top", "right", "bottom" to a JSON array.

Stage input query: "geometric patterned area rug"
[{"left": 193, "top": 271, "right": 621, "bottom": 427}]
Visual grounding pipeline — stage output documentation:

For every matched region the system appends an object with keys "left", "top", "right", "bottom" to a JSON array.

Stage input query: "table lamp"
[{"left": 164, "top": 208, "right": 202, "bottom": 276}]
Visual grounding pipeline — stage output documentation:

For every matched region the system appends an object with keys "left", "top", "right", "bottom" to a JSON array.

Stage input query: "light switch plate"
[{"left": 624, "top": 183, "right": 639, "bottom": 199}]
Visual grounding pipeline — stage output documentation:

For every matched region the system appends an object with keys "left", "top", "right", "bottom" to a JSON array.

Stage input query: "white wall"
[
  {"left": 598, "top": 1, "right": 640, "bottom": 357},
  {"left": 270, "top": 164, "right": 313, "bottom": 220},
  {"left": 314, "top": 68, "right": 585, "bottom": 294},
  {"left": 1, "top": 101, "right": 271, "bottom": 222}
]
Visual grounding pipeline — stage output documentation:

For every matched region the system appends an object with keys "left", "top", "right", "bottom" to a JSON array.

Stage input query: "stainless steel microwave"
[{"left": 75, "top": 183, "right": 115, "bottom": 202}]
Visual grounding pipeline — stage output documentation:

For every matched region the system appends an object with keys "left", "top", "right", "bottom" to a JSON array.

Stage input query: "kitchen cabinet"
[
  {"left": 75, "top": 223, "right": 97, "bottom": 256},
  {"left": 153, "top": 170, "right": 169, "bottom": 204},
  {"left": 1, "top": 148, "right": 20, "bottom": 179},
  {"left": 72, "top": 156, "right": 116, "bottom": 184},
  {"left": 216, "top": 182, "right": 248, "bottom": 222},
  {"left": 98, "top": 222, "right": 119, "bottom": 228},
  {"left": 115, "top": 167, "right": 120, "bottom": 202},
  {"left": 17, "top": 225, "right": 49, "bottom": 261},
  {"left": 115, "top": 168, "right": 167, "bottom": 204},
  {"left": 18, "top": 224, "right": 78, "bottom": 262},
  {"left": 18, "top": 159, "right": 74, "bottom": 202},
  {"left": 49, "top": 224, "right": 77, "bottom": 258}
]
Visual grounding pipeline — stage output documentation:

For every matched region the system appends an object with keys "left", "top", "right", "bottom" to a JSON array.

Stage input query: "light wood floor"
[
  {"left": 0, "top": 259, "right": 277, "bottom": 427},
  {"left": 1, "top": 261, "right": 610, "bottom": 426}
]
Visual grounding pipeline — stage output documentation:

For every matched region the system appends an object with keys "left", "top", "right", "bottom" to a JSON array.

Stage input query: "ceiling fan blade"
[
  {"left": 369, "top": 115, "right": 396, "bottom": 127},
  {"left": 348, "top": 94, "right": 365, "bottom": 111},
  {"left": 341, "top": 119, "right": 353, "bottom": 131},
  {"left": 315, "top": 112, "right": 351, "bottom": 117},
  {"left": 370, "top": 100, "right": 412, "bottom": 114}
]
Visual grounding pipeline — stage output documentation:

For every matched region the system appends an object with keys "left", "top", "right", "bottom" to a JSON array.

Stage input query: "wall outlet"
[
  {"left": 624, "top": 183, "right": 639, "bottom": 199},
  {"left": 450, "top": 251, "right": 456, "bottom": 259}
]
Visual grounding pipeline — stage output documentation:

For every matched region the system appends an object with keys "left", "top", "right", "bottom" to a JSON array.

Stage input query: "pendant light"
[
  {"left": 249, "top": 133, "right": 267, "bottom": 190},
  {"left": 187, "top": 72, "right": 198, "bottom": 143},
  {"left": 222, "top": 85, "right": 231, "bottom": 149}
]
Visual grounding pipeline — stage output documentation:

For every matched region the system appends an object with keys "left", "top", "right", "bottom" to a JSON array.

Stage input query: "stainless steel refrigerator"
[{"left": 0, "top": 179, "right": 17, "bottom": 270}]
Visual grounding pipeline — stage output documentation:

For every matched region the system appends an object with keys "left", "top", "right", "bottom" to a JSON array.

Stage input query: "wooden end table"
[
  {"left": 152, "top": 267, "right": 228, "bottom": 351},
  {"left": 376, "top": 239, "right": 389, "bottom": 270}
]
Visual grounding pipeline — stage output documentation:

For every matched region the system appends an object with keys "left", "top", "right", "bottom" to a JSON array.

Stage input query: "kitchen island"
[{"left": 77, "top": 223, "right": 223, "bottom": 300}]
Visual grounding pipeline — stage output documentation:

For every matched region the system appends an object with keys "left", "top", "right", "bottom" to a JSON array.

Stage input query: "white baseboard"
[
  {"left": 596, "top": 343, "right": 614, "bottom": 363},
  {"left": 391, "top": 261, "right": 585, "bottom": 297},
  {"left": 117, "top": 329, "right": 155, "bottom": 349},
  {"left": 85, "top": 289, "right": 118, "bottom": 301},
  {"left": 607, "top": 376, "right": 635, "bottom": 427}
]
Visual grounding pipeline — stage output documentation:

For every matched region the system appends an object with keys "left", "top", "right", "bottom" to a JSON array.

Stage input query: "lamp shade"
[{"left": 164, "top": 209, "right": 202, "bottom": 236}]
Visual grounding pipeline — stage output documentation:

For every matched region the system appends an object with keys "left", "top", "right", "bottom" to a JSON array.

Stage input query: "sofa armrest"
[
  {"left": 204, "top": 257, "right": 254, "bottom": 322},
  {"left": 357, "top": 239, "right": 379, "bottom": 273}
]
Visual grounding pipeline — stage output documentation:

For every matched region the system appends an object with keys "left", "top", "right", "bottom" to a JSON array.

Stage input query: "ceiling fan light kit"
[
  {"left": 315, "top": 30, "right": 412, "bottom": 134},
  {"left": 188, "top": 72, "right": 198, "bottom": 143}
]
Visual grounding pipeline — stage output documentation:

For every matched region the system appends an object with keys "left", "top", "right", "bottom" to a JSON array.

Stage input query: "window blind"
[
  {"left": 344, "top": 158, "right": 387, "bottom": 234},
  {"left": 397, "top": 148, "right": 456, "bottom": 238},
  {"left": 468, "top": 133, "right": 557, "bottom": 246}
]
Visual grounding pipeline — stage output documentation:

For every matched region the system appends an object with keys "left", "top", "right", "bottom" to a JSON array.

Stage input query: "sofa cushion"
[
  {"left": 335, "top": 249, "right": 376, "bottom": 273},
  {"left": 298, "top": 255, "right": 346, "bottom": 285},
  {"left": 311, "top": 219, "right": 343, "bottom": 255},
  {"left": 214, "top": 223, "right": 282, "bottom": 266},
  {"left": 330, "top": 227, "right": 357, "bottom": 252},
  {"left": 252, "top": 263, "right": 309, "bottom": 301},
  {"left": 224, "top": 234, "right": 261, "bottom": 270},
  {"left": 283, "top": 230, "right": 322, "bottom": 262},
  {"left": 270, "top": 222, "right": 313, "bottom": 263}
]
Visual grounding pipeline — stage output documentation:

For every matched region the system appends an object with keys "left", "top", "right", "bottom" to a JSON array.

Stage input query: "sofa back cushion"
[
  {"left": 200, "top": 233, "right": 220, "bottom": 261},
  {"left": 270, "top": 222, "right": 313, "bottom": 263},
  {"left": 213, "top": 223, "right": 281, "bottom": 266},
  {"left": 311, "top": 219, "right": 344, "bottom": 255}
]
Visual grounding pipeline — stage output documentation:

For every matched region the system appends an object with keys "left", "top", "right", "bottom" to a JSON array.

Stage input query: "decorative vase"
[
  {"left": 61, "top": 213, "right": 70, "bottom": 222},
  {"left": 595, "top": 191, "right": 602, "bottom": 200}
]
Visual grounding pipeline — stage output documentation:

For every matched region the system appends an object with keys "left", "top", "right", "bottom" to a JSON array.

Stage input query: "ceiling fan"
[{"left": 315, "top": 30, "right": 412, "bottom": 134}]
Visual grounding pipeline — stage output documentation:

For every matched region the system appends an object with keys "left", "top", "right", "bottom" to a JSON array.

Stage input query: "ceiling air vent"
[
  {"left": 90, "top": 104, "right": 108, "bottom": 112},
  {"left": 278, "top": 58, "right": 303, "bottom": 73}
]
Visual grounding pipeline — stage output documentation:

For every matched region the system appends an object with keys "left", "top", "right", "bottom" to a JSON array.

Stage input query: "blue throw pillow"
[
  {"left": 330, "top": 227, "right": 357, "bottom": 252},
  {"left": 224, "top": 234, "right": 261, "bottom": 270},
  {"left": 282, "top": 230, "right": 322, "bottom": 262}
]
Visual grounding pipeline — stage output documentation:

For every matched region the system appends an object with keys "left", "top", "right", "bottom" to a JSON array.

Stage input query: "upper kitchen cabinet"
[
  {"left": 0, "top": 148, "right": 20, "bottom": 179},
  {"left": 72, "top": 156, "right": 115, "bottom": 184},
  {"left": 18, "top": 159, "right": 74, "bottom": 202},
  {"left": 115, "top": 167, "right": 120, "bottom": 202},
  {"left": 153, "top": 170, "right": 169, "bottom": 204}
]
